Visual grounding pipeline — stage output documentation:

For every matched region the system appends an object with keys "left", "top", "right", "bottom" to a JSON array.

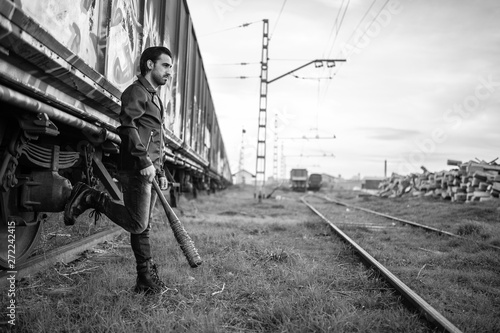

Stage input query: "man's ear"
[{"left": 147, "top": 60, "right": 153, "bottom": 70}]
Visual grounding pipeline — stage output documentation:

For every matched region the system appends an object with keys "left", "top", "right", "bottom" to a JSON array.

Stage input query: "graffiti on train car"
[
  {"left": 142, "top": 0, "right": 162, "bottom": 50},
  {"left": 106, "top": 0, "right": 164, "bottom": 90},
  {"left": 19, "top": 0, "right": 167, "bottom": 92},
  {"left": 19, "top": 0, "right": 107, "bottom": 73},
  {"left": 106, "top": 0, "right": 143, "bottom": 90},
  {"left": 161, "top": 0, "right": 181, "bottom": 136},
  {"left": 8, "top": 0, "right": 230, "bottom": 178}
]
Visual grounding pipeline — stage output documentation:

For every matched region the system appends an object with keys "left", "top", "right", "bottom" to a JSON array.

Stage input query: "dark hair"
[{"left": 139, "top": 46, "right": 172, "bottom": 75}]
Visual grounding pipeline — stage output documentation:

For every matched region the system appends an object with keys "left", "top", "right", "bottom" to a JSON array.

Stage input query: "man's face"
[{"left": 150, "top": 53, "right": 173, "bottom": 88}]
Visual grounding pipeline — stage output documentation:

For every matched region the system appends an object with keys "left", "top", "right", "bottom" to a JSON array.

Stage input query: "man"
[{"left": 64, "top": 46, "right": 173, "bottom": 295}]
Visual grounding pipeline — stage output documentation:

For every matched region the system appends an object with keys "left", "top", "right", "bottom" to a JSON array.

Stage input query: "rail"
[
  {"left": 320, "top": 194, "right": 500, "bottom": 251},
  {"left": 0, "top": 227, "right": 123, "bottom": 289},
  {"left": 301, "top": 195, "right": 463, "bottom": 333}
]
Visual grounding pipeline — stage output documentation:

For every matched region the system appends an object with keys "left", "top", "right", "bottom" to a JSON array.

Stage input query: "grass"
[
  {"left": 312, "top": 190, "right": 500, "bottom": 333},
  {"left": 1, "top": 185, "right": 437, "bottom": 333}
]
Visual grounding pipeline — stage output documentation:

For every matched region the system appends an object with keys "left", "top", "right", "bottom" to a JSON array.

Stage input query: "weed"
[{"left": 456, "top": 222, "right": 484, "bottom": 236}]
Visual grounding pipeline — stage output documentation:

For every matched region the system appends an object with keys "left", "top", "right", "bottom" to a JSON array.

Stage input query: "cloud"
[
  {"left": 187, "top": 0, "right": 500, "bottom": 179},
  {"left": 358, "top": 127, "right": 422, "bottom": 141}
]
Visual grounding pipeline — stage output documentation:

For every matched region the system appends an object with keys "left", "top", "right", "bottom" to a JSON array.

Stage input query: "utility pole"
[
  {"left": 253, "top": 20, "right": 345, "bottom": 200},
  {"left": 272, "top": 112, "right": 279, "bottom": 181},
  {"left": 254, "top": 19, "right": 269, "bottom": 201},
  {"left": 280, "top": 141, "right": 286, "bottom": 180},
  {"left": 238, "top": 128, "right": 246, "bottom": 172}
]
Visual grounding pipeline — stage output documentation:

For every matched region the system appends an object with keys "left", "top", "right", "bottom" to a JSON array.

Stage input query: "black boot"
[
  {"left": 64, "top": 182, "right": 109, "bottom": 225},
  {"left": 134, "top": 259, "right": 167, "bottom": 295}
]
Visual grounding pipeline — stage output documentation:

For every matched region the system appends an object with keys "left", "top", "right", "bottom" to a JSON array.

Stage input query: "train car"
[
  {"left": 290, "top": 169, "right": 308, "bottom": 192},
  {"left": 308, "top": 173, "right": 322, "bottom": 191},
  {"left": 0, "top": 0, "right": 232, "bottom": 269}
]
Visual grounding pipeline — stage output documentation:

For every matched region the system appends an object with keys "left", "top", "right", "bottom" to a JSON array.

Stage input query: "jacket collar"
[{"left": 137, "top": 75, "right": 157, "bottom": 93}]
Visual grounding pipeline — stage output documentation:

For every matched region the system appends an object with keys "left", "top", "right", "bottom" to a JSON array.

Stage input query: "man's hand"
[
  {"left": 159, "top": 176, "right": 169, "bottom": 190},
  {"left": 140, "top": 165, "right": 156, "bottom": 182}
]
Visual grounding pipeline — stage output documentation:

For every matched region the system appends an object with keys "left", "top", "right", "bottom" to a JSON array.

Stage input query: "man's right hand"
[
  {"left": 158, "top": 176, "right": 169, "bottom": 190},
  {"left": 140, "top": 165, "right": 156, "bottom": 182}
]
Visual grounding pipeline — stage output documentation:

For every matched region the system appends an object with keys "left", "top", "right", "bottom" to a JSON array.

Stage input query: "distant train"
[
  {"left": 290, "top": 169, "right": 308, "bottom": 192},
  {"left": 308, "top": 173, "right": 322, "bottom": 191}
]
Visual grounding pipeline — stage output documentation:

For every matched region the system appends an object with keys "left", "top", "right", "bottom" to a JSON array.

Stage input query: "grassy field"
[
  {"left": 310, "top": 189, "right": 500, "bottom": 333},
  {"left": 1, "top": 185, "right": 443, "bottom": 333}
]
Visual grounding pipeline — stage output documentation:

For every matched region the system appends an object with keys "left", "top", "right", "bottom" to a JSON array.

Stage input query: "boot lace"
[
  {"left": 87, "top": 192, "right": 108, "bottom": 224},
  {"left": 88, "top": 209, "right": 102, "bottom": 224},
  {"left": 150, "top": 263, "right": 167, "bottom": 289}
]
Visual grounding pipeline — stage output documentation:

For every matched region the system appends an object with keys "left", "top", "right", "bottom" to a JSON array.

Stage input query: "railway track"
[
  {"left": 2, "top": 187, "right": 498, "bottom": 331},
  {"left": 0, "top": 226, "right": 123, "bottom": 289},
  {"left": 301, "top": 194, "right": 464, "bottom": 333},
  {"left": 319, "top": 194, "right": 500, "bottom": 252}
]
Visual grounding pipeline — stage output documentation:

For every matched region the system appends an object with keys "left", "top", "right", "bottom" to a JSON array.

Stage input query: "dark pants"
[
  {"left": 130, "top": 190, "right": 157, "bottom": 265},
  {"left": 103, "top": 171, "right": 157, "bottom": 265}
]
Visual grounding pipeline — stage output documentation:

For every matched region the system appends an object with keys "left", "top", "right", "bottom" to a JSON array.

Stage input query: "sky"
[{"left": 185, "top": 0, "right": 500, "bottom": 180}]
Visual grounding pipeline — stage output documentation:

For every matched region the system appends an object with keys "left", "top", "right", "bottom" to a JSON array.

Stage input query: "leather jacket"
[{"left": 118, "top": 76, "right": 164, "bottom": 176}]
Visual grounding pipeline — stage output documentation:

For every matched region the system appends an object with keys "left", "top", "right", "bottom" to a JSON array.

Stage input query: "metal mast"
[
  {"left": 254, "top": 19, "right": 269, "bottom": 199},
  {"left": 238, "top": 128, "right": 246, "bottom": 172},
  {"left": 272, "top": 112, "right": 279, "bottom": 181},
  {"left": 280, "top": 141, "right": 286, "bottom": 180}
]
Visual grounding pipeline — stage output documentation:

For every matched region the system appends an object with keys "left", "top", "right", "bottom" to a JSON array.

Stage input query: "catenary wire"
[
  {"left": 322, "top": 0, "right": 351, "bottom": 60},
  {"left": 199, "top": 20, "right": 263, "bottom": 37},
  {"left": 344, "top": 0, "right": 390, "bottom": 59},
  {"left": 338, "top": 0, "right": 379, "bottom": 58},
  {"left": 321, "top": 0, "right": 389, "bottom": 102},
  {"left": 270, "top": 0, "right": 288, "bottom": 40}
]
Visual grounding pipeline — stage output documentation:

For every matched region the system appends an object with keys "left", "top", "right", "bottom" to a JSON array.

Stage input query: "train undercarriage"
[
  {"left": 0, "top": 0, "right": 233, "bottom": 270},
  {"left": 0, "top": 106, "right": 226, "bottom": 269}
]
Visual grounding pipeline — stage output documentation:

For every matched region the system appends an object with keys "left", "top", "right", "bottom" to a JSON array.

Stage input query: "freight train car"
[
  {"left": 290, "top": 168, "right": 308, "bottom": 192},
  {"left": 308, "top": 173, "right": 322, "bottom": 191},
  {"left": 0, "top": 0, "right": 232, "bottom": 269}
]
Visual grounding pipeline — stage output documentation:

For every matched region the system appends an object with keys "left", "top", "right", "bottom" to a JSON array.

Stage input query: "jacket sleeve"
[{"left": 119, "top": 85, "right": 153, "bottom": 170}]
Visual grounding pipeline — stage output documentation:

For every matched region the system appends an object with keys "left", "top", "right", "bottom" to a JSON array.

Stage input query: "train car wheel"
[{"left": 0, "top": 190, "right": 43, "bottom": 270}]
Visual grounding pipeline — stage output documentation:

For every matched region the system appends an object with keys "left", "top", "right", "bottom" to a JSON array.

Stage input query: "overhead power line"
[
  {"left": 323, "top": 0, "right": 351, "bottom": 59},
  {"left": 322, "top": 0, "right": 346, "bottom": 58},
  {"left": 320, "top": 0, "right": 389, "bottom": 102},
  {"left": 292, "top": 74, "right": 335, "bottom": 80},
  {"left": 270, "top": 0, "right": 288, "bottom": 40},
  {"left": 346, "top": 0, "right": 390, "bottom": 58},
  {"left": 206, "top": 62, "right": 260, "bottom": 66},
  {"left": 200, "top": 20, "right": 262, "bottom": 37},
  {"left": 341, "top": 0, "right": 378, "bottom": 55},
  {"left": 286, "top": 153, "right": 335, "bottom": 158},
  {"left": 211, "top": 76, "right": 260, "bottom": 79}
]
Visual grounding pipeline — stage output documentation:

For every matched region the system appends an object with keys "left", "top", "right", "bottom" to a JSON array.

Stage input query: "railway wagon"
[
  {"left": 290, "top": 168, "right": 308, "bottom": 192},
  {"left": 307, "top": 173, "right": 322, "bottom": 191},
  {"left": 0, "top": 0, "right": 232, "bottom": 269}
]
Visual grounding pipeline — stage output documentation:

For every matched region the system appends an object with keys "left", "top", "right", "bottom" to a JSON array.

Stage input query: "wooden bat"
[{"left": 152, "top": 179, "right": 202, "bottom": 268}]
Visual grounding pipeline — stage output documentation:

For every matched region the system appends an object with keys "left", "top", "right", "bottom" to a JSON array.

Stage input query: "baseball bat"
[{"left": 152, "top": 179, "right": 202, "bottom": 268}]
